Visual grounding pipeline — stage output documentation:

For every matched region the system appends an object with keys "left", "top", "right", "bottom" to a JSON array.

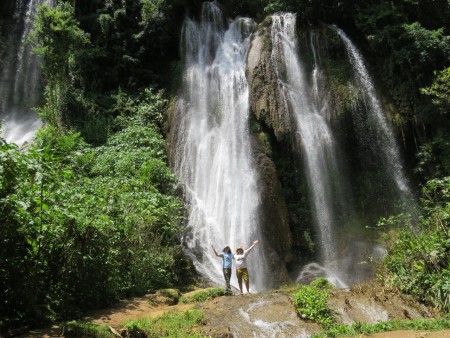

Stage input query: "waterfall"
[
  {"left": 269, "top": 15, "right": 408, "bottom": 287},
  {"left": 0, "top": 0, "right": 49, "bottom": 145},
  {"left": 271, "top": 14, "right": 349, "bottom": 285},
  {"left": 171, "top": 3, "right": 270, "bottom": 291},
  {"left": 332, "top": 26, "right": 414, "bottom": 206}
]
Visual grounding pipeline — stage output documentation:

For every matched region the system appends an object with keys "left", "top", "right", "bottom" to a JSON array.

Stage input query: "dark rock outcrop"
[
  {"left": 250, "top": 133, "right": 293, "bottom": 286},
  {"left": 246, "top": 19, "right": 292, "bottom": 141}
]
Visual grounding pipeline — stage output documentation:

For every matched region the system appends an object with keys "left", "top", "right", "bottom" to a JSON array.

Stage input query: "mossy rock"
[
  {"left": 179, "top": 288, "right": 226, "bottom": 304},
  {"left": 149, "top": 288, "right": 182, "bottom": 306}
]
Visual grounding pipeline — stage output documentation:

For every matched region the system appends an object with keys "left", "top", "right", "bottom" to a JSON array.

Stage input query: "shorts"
[{"left": 236, "top": 268, "right": 249, "bottom": 284}]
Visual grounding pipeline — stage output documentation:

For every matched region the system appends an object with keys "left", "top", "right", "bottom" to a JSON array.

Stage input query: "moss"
[
  {"left": 258, "top": 131, "right": 272, "bottom": 156},
  {"left": 156, "top": 288, "right": 182, "bottom": 305},
  {"left": 179, "top": 288, "right": 226, "bottom": 304}
]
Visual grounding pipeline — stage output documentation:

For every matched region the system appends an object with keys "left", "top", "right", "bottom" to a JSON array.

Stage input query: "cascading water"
[
  {"left": 332, "top": 26, "right": 414, "bottom": 207},
  {"left": 270, "top": 14, "right": 349, "bottom": 286},
  {"left": 0, "top": 0, "right": 49, "bottom": 145},
  {"left": 171, "top": 3, "right": 270, "bottom": 291}
]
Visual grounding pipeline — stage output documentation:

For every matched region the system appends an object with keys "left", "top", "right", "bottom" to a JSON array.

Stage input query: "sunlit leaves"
[
  {"left": 421, "top": 67, "right": 450, "bottom": 113},
  {"left": 383, "top": 177, "right": 450, "bottom": 311},
  {"left": 1, "top": 88, "right": 186, "bottom": 323},
  {"left": 30, "top": 2, "right": 90, "bottom": 80}
]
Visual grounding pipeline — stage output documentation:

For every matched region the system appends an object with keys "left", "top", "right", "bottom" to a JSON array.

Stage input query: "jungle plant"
[
  {"left": 382, "top": 177, "right": 450, "bottom": 311},
  {"left": 122, "top": 310, "right": 205, "bottom": 337},
  {"left": 313, "top": 315, "right": 450, "bottom": 338},
  {"left": 29, "top": 2, "right": 91, "bottom": 128},
  {"left": 292, "top": 278, "right": 335, "bottom": 328}
]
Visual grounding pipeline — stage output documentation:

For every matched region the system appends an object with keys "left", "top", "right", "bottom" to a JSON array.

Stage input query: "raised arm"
[
  {"left": 211, "top": 245, "right": 221, "bottom": 257},
  {"left": 245, "top": 240, "right": 259, "bottom": 254}
]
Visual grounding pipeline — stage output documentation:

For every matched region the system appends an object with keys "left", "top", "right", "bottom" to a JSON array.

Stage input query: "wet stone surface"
[{"left": 197, "top": 291, "right": 320, "bottom": 338}]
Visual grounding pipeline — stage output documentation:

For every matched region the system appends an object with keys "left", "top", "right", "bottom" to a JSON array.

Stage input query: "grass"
[
  {"left": 122, "top": 309, "right": 205, "bottom": 337},
  {"left": 61, "top": 309, "right": 206, "bottom": 337},
  {"left": 179, "top": 288, "right": 226, "bottom": 304},
  {"left": 61, "top": 321, "right": 114, "bottom": 337},
  {"left": 292, "top": 279, "right": 450, "bottom": 337},
  {"left": 312, "top": 315, "right": 450, "bottom": 337}
]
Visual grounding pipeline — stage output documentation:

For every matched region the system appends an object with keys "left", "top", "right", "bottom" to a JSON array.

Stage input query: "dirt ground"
[{"left": 16, "top": 283, "right": 450, "bottom": 338}]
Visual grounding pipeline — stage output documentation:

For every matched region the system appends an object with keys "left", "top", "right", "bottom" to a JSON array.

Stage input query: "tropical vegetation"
[{"left": 0, "top": 0, "right": 449, "bottom": 333}]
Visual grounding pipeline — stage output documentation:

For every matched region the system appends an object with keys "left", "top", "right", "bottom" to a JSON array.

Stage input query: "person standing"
[
  {"left": 234, "top": 240, "right": 259, "bottom": 295},
  {"left": 211, "top": 244, "right": 234, "bottom": 295}
]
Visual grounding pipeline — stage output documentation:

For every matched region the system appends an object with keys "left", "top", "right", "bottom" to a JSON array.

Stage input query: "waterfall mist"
[
  {"left": 0, "top": 0, "right": 49, "bottom": 145},
  {"left": 171, "top": 3, "right": 271, "bottom": 291}
]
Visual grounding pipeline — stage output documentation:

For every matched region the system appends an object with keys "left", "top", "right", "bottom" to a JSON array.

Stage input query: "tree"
[{"left": 29, "top": 2, "right": 90, "bottom": 128}]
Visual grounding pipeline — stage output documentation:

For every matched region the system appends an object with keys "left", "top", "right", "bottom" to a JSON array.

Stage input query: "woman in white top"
[{"left": 234, "top": 240, "right": 259, "bottom": 295}]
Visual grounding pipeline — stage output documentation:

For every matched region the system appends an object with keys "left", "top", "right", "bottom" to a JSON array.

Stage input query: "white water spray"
[
  {"left": 271, "top": 14, "right": 345, "bottom": 274},
  {"left": 0, "top": 0, "right": 51, "bottom": 145},
  {"left": 171, "top": 3, "right": 269, "bottom": 291},
  {"left": 332, "top": 26, "right": 413, "bottom": 200}
]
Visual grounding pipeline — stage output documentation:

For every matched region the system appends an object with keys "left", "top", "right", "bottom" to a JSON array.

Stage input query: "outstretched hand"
[{"left": 253, "top": 240, "right": 259, "bottom": 245}]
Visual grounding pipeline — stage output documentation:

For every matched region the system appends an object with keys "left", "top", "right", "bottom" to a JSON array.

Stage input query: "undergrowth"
[
  {"left": 313, "top": 315, "right": 450, "bottom": 337},
  {"left": 62, "top": 321, "right": 113, "bottom": 337},
  {"left": 122, "top": 309, "right": 205, "bottom": 337},
  {"left": 292, "top": 278, "right": 335, "bottom": 328},
  {"left": 179, "top": 288, "right": 226, "bottom": 304}
]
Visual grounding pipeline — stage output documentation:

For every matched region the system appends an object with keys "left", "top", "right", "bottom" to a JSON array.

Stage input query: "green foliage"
[
  {"left": 0, "top": 90, "right": 191, "bottom": 325},
  {"left": 421, "top": 67, "right": 450, "bottom": 114},
  {"left": 415, "top": 130, "right": 450, "bottom": 180},
  {"left": 113, "top": 87, "right": 168, "bottom": 131},
  {"left": 75, "top": 0, "right": 175, "bottom": 91},
  {"left": 292, "top": 278, "right": 335, "bottom": 328},
  {"left": 140, "top": 0, "right": 168, "bottom": 28},
  {"left": 122, "top": 310, "right": 205, "bottom": 337},
  {"left": 30, "top": 2, "right": 90, "bottom": 80},
  {"left": 394, "top": 22, "right": 450, "bottom": 80},
  {"left": 354, "top": 0, "right": 450, "bottom": 120},
  {"left": 381, "top": 177, "right": 450, "bottom": 311},
  {"left": 179, "top": 288, "right": 226, "bottom": 304},
  {"left": 313, "top": 315, "right": 450, "bottom": 337},
  {"left": 264, "top": 0, "right": 295, "bottom": 14},
  {"left": 62, "top": 321, "right": 113, "bottom": 338},
  {"left": 29, "top": 2, "right": 91, "bottom": 128},
  {"left": 157, "top": 288, "right": 182, "bottom": 305}
]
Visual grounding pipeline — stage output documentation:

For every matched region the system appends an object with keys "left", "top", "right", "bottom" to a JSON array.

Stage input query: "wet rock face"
[
  {"left": 246, "top": 19, "right": 296, "bottom": 285},
  {"left": 246, "top": 20, "right": 292, "bottom": 141},
  {"left": 250, "top": 134, "right": 292, "bottom": 286},
  {"left": 198, "top": 291, "right": 321, "bottom": 337}
]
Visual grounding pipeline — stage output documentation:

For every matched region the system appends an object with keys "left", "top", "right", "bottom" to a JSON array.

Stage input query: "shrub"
[
  {"left": 62, "top": 321, "right": 113, "bottom": 338},
  {"left": 381, "top": 177, "right": 450, "bottom": 312},
  {"left": 179, "top": 288, "right": 226, "bottom": 304},
  {"left": 292, "top": 278, "right": 335, "bottom": 328},
  {"left": 122, "top": 310, "right": 205, "bottom": 337}
]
